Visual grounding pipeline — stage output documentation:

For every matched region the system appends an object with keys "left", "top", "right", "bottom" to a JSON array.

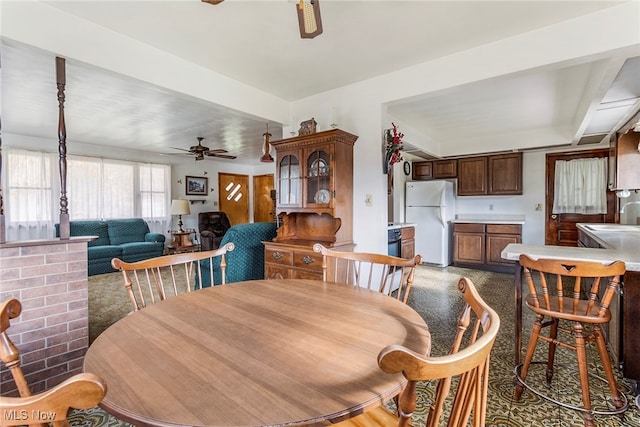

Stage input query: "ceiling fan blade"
[
  {"left": 201, "top": 0, "right": 224, "bottom": 4},
  {"left": 206, "top": 148, "right": 228, "bottom": 154},
  {"left": 171, "top": 147, "right": 192, "bottom": 153},
  {"left": 208, "top": 153, "right": 237, "bottom": 160}
]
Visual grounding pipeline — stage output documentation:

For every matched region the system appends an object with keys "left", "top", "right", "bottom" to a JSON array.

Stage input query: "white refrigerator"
[{"left": 405, "top": 180, "right": 455, "bottom": 267}]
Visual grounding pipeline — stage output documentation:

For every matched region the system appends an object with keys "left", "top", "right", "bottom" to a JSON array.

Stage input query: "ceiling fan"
[
  {"left": 171, "top": 137, "right": 236, "bottom": 161},
  {"left": 201, "top": 0, "right": 323, "bottom": 39}
]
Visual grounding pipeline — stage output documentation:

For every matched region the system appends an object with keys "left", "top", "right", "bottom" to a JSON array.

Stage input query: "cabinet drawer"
[
  {"left": 265, "top": 248, "right": 293, "bottom": 266},
  {"left": 291, "top": 269, "right": 323, "bottom": 280},
  {"left": 293, "top": 250, "right": 323, "bottom": 270},
  {"left": 454, "top": 223, "right": 485, "bottom": 233},
  {"left": 401, "top": 227, "right": 415, "bottom": 239},
  {"left": 486, "top": 224, "right": 522, "bottom": 235},
  {"left": 265, "top": 264, "right": 290, "bottom": 280}
]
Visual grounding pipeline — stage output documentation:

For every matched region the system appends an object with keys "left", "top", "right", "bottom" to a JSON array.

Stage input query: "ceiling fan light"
[{"left": 297, "top": 0, "right": 322, "bottom": 39}]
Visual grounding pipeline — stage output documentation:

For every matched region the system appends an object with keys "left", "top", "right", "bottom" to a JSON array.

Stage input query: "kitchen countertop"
[
  {"left": 501, "top": 223, "right": 640, "bottom": 271},
  {"left": 453, "top": 214, "right": 526, "bottom": 225},
  {"left": 387, "top": 222, "right": 416, "bottom": 230}
]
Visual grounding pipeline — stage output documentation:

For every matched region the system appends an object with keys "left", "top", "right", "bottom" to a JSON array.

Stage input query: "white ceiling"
[{"left": 2, "top": 0, "right": 639, "bottom": 164}]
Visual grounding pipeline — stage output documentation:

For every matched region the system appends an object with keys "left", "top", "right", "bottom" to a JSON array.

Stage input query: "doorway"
[
  {"left": 218, "top": 172, "right": 249, "bottom": 225},
  {"left": 253, "top": 174, "right": 275, "bottom": 223},
  {"left": 545, "top": 148, "right": 615, "bottom": 245}
]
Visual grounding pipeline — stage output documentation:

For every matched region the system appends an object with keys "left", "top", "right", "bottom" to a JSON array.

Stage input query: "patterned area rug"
[{"left": 73, "top": 266, "right": 640, "bottom": 426}]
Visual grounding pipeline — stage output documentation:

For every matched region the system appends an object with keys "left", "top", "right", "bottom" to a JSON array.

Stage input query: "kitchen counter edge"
[{"left": 501, "top": 223, "right": 640, "bottom": 271}]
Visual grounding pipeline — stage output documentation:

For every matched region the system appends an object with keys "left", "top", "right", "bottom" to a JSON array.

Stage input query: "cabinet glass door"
[
  {"left": 306, "top": 149, "right": 330, "bottom": 206},
  {"left": 278, "top": 154, "right": 300, "bottom": 206}
]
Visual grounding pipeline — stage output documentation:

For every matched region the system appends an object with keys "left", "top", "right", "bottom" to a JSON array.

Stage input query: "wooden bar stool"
[{"left": 514, "top": 255, "right": 628, "bottom": 426}]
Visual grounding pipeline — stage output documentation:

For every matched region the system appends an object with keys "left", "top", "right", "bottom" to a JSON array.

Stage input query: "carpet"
[{"left": 71, "top": 266, "right": 640, "bottom": 426}]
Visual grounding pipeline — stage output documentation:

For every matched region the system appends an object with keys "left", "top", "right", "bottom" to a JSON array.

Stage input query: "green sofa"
[
  {"left": 199, "top": 222, "right": 278, "bottom": 287},
  {"left": 55, "top": 218, "right": 165, "bottom": 276}
]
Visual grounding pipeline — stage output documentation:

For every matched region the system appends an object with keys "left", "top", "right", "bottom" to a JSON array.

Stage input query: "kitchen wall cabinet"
[
  {"left": 412, "top": 161, "right": 433, "bottom": 180},
  {"left": 488, "top": 153, "right": 523, "bottom": 195},
  {"left": 457, "top": 157, "right": 488, "bottom": 195},
  {"left": 411, "top": 159, "right": 457, "bottom": 180},
  {"left": 265, "top": 129, "right": 358, "bottom": 279},
  {"left": 457, "top": 152, "right": 523, "bottom": 196},
  {"left": 608, "top": 130, "right": 640, "bottom": 191},
  {"left": 454, "top": 222, "right": 521, "bottom": 272}
]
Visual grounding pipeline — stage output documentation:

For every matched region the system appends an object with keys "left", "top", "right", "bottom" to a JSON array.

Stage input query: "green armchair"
[{"left": 199, "top": 222, "right": 278, "bottom": 287}]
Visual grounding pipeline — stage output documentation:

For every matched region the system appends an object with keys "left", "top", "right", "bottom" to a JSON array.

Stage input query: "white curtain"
[
  {"left": 3, "top": 149, "right": 58, "bottom": 241},
  {"left": 552, "top": 157, "right": 607, "bottom": 214},
  {"left": 3, "top": 148, "right": 171, "bottom": 241}
]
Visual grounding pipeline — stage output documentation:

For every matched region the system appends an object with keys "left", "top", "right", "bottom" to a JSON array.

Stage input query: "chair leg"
[
  {"left": 593, "top": 325, "right": 625, "bottom": 410},
  {"left": 546, "top": 318, "right": 559, "bottom": 384},
  {"left": 515, "top": 314, "right": 543, "bottom": 401},
  {"left": 574, "top": 322, "right": 595, "bottom": 427}
]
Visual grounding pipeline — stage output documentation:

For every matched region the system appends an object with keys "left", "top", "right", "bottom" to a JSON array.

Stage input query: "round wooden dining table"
[{"left": 84, "top": 279, "right": 431, "bottom": 426}]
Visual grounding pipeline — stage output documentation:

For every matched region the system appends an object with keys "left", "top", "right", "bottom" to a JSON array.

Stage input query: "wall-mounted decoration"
[
  {"left": 403, "top": 161, "right": 411, "bottom": 176},
  {"left": 383, "top": 123, "right": 404, "bottom": 174},
  {"left": 186, "top": 176, "right": 208, "bottom": 196}
]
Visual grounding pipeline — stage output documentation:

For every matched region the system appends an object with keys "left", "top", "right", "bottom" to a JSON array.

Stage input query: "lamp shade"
[{"left": 170, "top": 199, "right": 191, "bottom": 216}]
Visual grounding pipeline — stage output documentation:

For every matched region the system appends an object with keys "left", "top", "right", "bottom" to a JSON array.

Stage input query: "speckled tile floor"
[{"left": 74, "top": 266, "right": 640, "bottom": 426}]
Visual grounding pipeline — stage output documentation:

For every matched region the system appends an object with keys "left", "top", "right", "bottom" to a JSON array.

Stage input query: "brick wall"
[{"left": 0, "top": 238, "right": 90, "bottom": 396}]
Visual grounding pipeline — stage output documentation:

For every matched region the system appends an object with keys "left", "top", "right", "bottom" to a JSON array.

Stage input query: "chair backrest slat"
[
  {"left": 313, "top": 243, "right": 422, "bottom": 303},
  {"left": 112, "top": 242, "right": 235, "bottom": 312}
]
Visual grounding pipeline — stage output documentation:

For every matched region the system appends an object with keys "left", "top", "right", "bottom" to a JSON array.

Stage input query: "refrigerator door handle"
[{"left": 438, "top": 187, "right": 446, "bottom": 227}]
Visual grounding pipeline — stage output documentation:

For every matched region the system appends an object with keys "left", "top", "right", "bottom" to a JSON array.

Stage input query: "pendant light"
[{"left": 260, "top": 123, "right": 274, "bottom": 163}]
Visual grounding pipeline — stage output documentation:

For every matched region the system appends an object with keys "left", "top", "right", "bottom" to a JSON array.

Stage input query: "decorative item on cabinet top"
[{"left": 298, "top": 118, "right": 318, "bottom": 136}]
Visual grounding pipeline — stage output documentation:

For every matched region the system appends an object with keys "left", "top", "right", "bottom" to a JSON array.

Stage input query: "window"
[
  {"left": 3, "top": 148, "right": 171, "bottom": 240},
  {"left": 139, "top": 163, "right": 169, "bottom": 219},
  {"left": 552, "top": 157, "right": 607, "bottom": 214}
]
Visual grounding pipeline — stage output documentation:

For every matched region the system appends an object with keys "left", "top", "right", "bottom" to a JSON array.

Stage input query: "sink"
[{"left": 585, "top": 224, "right": 640, "bottom": 232}]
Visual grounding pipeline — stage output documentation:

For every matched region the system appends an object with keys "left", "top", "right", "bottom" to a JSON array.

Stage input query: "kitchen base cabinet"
[
  {"left": 453, "top": 223, "right": 485, "bottom": 265},
  {"left": 486, "top": 224, "right": 522, "bottom": 268},
  {"left": 578, "top": 228, "right": 640, "bottom": 388},
  {"left": 454, "top": 222, "right": 521, "bottom": 272},
  {"left": 400, "top": 226, "right": 415, "bottom": 259}
]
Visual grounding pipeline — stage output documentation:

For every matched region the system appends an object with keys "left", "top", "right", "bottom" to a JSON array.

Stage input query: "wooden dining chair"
[
  {"left": 334, "top": 277, "right": 500, "bottom": 427},
  {"left": 312, "top": 243, "right": 422, "bottom": 303},
  {"left": 111, "top": 242, "right": 234, "bottom": 312},
  {"left": 0, "top": 298, "right": 107, "bottom": 426},
  {"left": 514, "top": 254, "right": 628, "bottom": 427}
]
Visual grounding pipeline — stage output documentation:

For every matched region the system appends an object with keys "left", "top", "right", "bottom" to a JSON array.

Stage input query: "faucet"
[{"left": 620, "top": 201, "right": 640, "bottom": 213}]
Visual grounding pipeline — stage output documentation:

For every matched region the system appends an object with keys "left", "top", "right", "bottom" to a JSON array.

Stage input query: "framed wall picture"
[{"left": 185, "top": 176, "right": 208, "bottom": 196}]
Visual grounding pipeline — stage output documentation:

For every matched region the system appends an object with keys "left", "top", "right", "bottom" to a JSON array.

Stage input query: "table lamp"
[{"left": 170, "top": 199, "right": 190, "bottom": 232}]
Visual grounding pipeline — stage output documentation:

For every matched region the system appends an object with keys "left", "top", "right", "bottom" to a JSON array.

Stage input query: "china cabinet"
[{"left": 264, "top": 129, "right": 358, "bottom": 279}]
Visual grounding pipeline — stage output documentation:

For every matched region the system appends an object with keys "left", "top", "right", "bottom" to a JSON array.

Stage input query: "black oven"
[{"left": 388, "top": 228, "right": 402, "bottom": 257}]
